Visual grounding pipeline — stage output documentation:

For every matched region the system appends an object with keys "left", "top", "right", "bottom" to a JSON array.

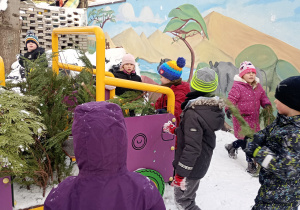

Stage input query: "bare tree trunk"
[
  {"left": 181, "top": 38, "right": 195, "bottom": 83},
  {"left": 0, "top": 0, "right": 20, "bottom": 74}
]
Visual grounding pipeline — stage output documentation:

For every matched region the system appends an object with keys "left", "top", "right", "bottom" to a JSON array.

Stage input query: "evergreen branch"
[
  {"left": 259, "top": 105, "right": 276, "bottom": 127},
  {"left": 225, "top": 99, "right": 255, "bottom": 138},
  {"left": 81, "top": 82, "right": 96, "bottom": 100}
]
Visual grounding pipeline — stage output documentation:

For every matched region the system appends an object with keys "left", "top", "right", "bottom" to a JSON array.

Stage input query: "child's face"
[
  {"left": 242, "top": 72, "right": 256, "bottom": 84},
  {"left": 123, "top": 63, "right": 135, "bottom": 73},
  {"left": 274, "top": 99, "right": 290, "bottom": 116},
  {"left": 160, "top": 75, "right": 171, "bottom": 85},
  {"left": 27, "top": 42, "right": 37, "bottom": 52}
]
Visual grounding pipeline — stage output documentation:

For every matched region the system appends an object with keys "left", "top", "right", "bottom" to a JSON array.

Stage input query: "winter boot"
[
  {"left": 225, "top": 143, "right": 237, "bottom": 159},
  {"left": 246, "top": 162, "right": 258, "bottom": 176}
]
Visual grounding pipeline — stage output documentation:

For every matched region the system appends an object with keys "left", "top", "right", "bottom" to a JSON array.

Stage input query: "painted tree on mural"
[
  {"left": 164, "top": 4, "right": 209, "bottom": 82},
  {"left": 88, "top": 8, "right": 116, "bottom": 28}
]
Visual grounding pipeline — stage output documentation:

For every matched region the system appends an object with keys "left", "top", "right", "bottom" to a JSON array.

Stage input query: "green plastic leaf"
[
  {"left": 180, "top": 22, "right": 202, "bottom": 34},
  {"left": 163, "top": 18, "right": 186, "bottom": 32},
  {"left": 168, "top": 4, "right": 208, "bottom": 39}
]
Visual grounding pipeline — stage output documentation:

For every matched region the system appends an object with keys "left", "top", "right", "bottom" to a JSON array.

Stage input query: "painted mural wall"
[{"left": 87, "top": 0, "right": 300, "bottom": 101}]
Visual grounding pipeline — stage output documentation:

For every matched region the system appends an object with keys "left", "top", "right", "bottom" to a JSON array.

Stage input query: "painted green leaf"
[
  {"left": 168, "top": 4, "right": 208, "bottom": 39},
  {"left": 163, "top": 18, "right": 186, "bottom": 32},
  {"left": 276, "top": 60, "right": 299, "bottom": 80},
  {"left": 181, "top": 22, "right": 202, "bottom": 34},
  {"left": 88, "top": 9, "right": 97, "bottom": 17},
  {"left": 168, "top": 8, "right": 191, "bottom": 20}
]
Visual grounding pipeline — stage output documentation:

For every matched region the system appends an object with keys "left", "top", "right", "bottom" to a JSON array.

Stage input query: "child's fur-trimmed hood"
[{"left": 185, "top": 96, "right": 225, "bottom": 110}]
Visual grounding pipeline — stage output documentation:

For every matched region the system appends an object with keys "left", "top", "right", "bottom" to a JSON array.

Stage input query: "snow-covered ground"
[{"left": 13, "top": 130, "right": 261, "bottom": 210}]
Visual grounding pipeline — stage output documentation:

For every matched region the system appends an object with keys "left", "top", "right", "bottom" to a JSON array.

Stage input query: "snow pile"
[{"left": 0, "top": 0, "right": 8, "bottom": 11}]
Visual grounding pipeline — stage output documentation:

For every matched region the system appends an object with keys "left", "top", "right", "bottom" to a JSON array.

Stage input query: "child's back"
[
  {"left": 172, "top": 67, "right": 224, "bottom": 210},
  {"left": 44, "top": 102, "right": 165, "bottom": 210}
]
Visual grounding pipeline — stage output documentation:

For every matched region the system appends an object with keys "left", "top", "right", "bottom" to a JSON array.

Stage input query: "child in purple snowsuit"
[
  {"left": 44, "top": 101, "right": 165, "bottom": 210},
  {"left": 225, "top": 61, "right": 271, "bottom": 175}
]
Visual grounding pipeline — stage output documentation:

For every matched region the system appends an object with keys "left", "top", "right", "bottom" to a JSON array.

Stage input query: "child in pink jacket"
[{"left": 225, "top": 61, "right": 271, "bottom": 175}]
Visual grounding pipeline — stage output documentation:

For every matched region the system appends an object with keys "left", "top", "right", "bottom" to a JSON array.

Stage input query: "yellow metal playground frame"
[
  {"left": 0, "top": 56, "right": 5, "bottom": 86},
  {"left": 0, "top": 26, "right": 175, "bottom": 210},
  {"left": 52, "top": 26, "right": 175, "bottom": 114}
]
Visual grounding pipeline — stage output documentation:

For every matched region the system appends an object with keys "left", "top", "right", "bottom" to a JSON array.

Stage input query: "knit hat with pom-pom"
[
  {"left": 25, "top": 30, "right": 39, "bottom": 47},
  {"left": 158, "top": 57, "right": 185, "bottom": 81}
]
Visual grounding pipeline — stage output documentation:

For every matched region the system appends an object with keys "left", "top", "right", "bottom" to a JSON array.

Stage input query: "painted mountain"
[{"left": 109, "top": 11, "right": 300, "bottom": 72}]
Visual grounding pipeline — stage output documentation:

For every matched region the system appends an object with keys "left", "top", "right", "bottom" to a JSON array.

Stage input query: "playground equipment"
[
  {"left": 1, "top": 26, "right": 176, "bottom": 209},
  {"left": 0, "top": 56, "right": 5, "bottom": 86},
  {"left": 53, "top": 26, "right": 176, "bottom": 196},
  {"left": 0, "top": 57, "right": 13, "bottom": 210}
]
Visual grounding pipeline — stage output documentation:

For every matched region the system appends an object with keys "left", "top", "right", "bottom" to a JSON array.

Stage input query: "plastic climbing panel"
[{"left": 125, "top": 113, "right": 175, "bottom": 183}]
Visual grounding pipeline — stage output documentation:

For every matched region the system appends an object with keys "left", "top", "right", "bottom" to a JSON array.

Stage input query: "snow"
[
  {"left": 0, "top": 0, "right": 8, "bottom": 11},
  {"left": 6, "top": 48, "right": 141, "bottom": 82},
  {"left": 13, "top": 130, "right": 262, "bottom": 210}
]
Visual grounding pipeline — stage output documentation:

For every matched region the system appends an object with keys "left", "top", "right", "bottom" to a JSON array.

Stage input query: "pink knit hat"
[
  {"left": 239, "top": 61, "right": 256, "bottom": 77},
  {"left": 121, "top": 54, "right": 135, "bottom": 69}
]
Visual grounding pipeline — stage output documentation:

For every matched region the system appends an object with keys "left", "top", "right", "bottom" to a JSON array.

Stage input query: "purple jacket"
[
  {"left": 227, "top": 75, "right": 271, "bottom": 139},
  {"left": 44, "top": 101, "right": 165, "bottom": 210}
]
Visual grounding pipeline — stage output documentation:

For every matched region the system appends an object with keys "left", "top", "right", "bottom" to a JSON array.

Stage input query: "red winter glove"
[
  {"left": 171, "top": 174, "right": 186, "bottom": 191},
  {"left": 163, "top": 121, "right": 176, "bottom": 135}
]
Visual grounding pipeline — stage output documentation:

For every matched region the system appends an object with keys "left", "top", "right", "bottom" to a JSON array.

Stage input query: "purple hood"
[
  {"left": 44, "top": 101, "right": 165, "bottom": 210},
  {"left": 73, "top": 101, "right": 128, "bottom": 176}
]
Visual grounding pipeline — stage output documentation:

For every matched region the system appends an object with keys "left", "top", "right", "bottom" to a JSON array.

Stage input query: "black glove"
[
  {"left": 226, "top": 110, "right": 232, "bottom": 119},
  {"left": 156, "top": 108, "right": 168, "bottom": 114},
  {"left": 241, "top": 136, "right": 251, "bottom": 150},
  {"left": 243, "top": 136, "right": 262, "bottom": 158}
]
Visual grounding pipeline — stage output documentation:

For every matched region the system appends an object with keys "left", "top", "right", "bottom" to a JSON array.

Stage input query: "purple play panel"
[
  {"left": 125, "top": 113, "right": 175, "bottom": 182},
  {"left": 0, "top": 176, "right": 13, "bottom": 210}
]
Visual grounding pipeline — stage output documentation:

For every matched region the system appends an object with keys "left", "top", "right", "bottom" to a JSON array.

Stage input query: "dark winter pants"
[
  {"left": 232, "top": 139, "right": 253, "bottom": 162},
  {"left": 252, "top": 178, "right": 300, "bottom": 210},
  {"left": 174, "top": 178, "right": 201, "bottom": 210}
]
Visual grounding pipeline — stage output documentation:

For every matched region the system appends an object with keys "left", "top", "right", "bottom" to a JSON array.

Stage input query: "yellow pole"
[
  {"left": 57, "top": 62, "right": 115, "bottom": 98},
  {"left": 51, "top": 33, "right": 59, "bottom": 74},
  {"left": 0, "top": 56, "right": 5, "bottom": 86},
  {"left": 56, "top": 63, "right": 114, "bottom": 77},
  {"left": 50, "top": 26, "right": 175, "bottom": 113},
  {"left": 94, "top": 28, "right": 105, "bottom": 101},
  {"left": 105, "top": 77, "right": 175, "bottom": 115},
  {"left": 52, "top": 26, "right": 105, "bottom": 101}
]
